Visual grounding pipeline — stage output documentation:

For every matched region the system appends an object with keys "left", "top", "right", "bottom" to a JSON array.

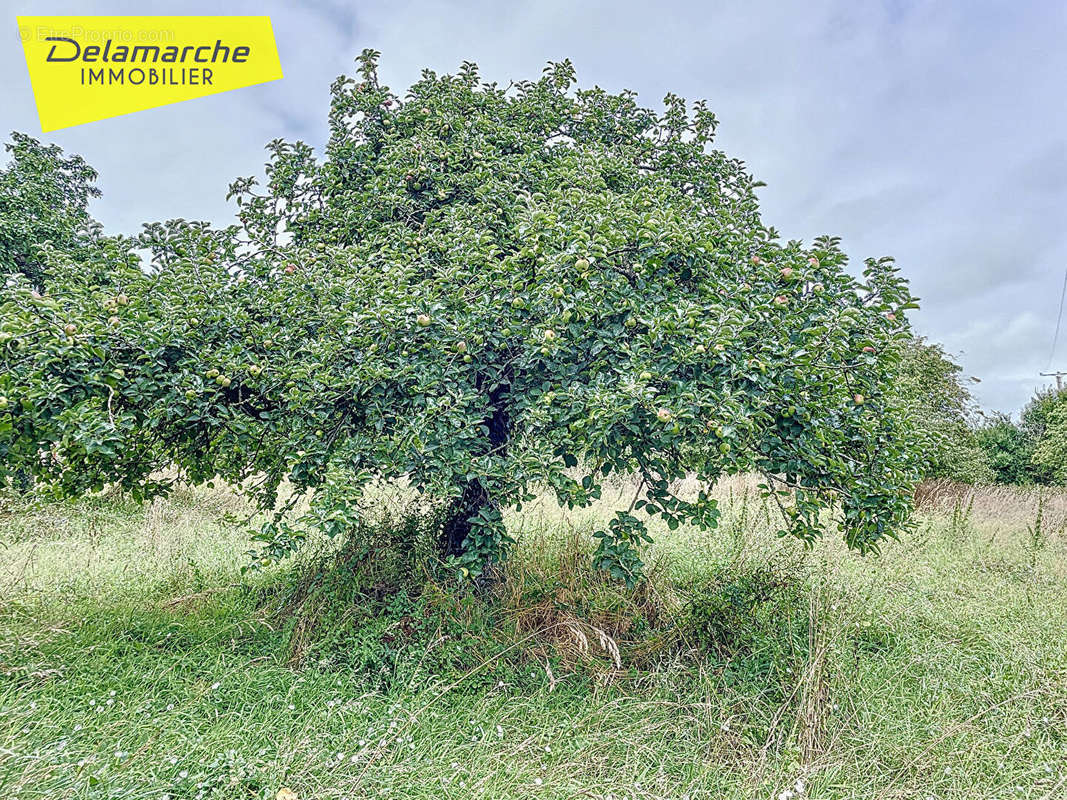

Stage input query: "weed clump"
[{"left": 256, "top": 495, "right": 813, "bottom": 694}]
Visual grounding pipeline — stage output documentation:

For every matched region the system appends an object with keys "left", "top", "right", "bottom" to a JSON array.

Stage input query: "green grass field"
[{"left": 1, "top": 478, "right": 1064, "bottom": 799}]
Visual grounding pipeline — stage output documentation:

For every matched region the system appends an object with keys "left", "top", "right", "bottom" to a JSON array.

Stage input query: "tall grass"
[{"left": 0, "top": 478, "right": 1065, "bottom": 799}]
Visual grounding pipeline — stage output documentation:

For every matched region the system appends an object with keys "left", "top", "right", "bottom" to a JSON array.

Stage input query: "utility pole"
[{"left": 1040, "top": 371, "right": 1067, "bottom": 391}]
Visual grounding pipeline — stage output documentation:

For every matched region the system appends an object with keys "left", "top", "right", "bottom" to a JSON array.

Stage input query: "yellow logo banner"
[{"left": 18, "top": 16, "right": 283, "bottom": 131}]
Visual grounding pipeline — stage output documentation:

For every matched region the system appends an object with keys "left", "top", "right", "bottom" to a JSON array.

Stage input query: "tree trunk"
[
  {"left": 439, "top": 376, "right": 511, "bottom": 558},
  {"left": 440, "top": 477, "right": 490, "bottom": 557}
]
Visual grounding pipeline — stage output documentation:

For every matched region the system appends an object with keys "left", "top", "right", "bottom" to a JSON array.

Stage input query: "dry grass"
[{"left": 916, "top": 477, "right": 1067, "bottom": 528}]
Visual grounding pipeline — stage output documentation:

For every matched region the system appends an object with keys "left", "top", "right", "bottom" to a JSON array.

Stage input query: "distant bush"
[
  {"left": 892, "top": 340, "right": 1067, "bottom": 487},
  {"left": 975, "top": 415, "right": 1036, "bottom": 485},
  {"left": 975, "top": 387, "right": 1067, "bottom": 485}
]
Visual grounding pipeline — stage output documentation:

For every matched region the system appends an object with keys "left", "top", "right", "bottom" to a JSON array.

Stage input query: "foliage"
[
  {"left": 1019, "top": 387, "right": 1067, "bottom": 484},
  {"left": 1020, "top": 386, "right": 1067, "bottom": 442},
  {"left": 894, "top": 337, "right": 991, "bottom": 483},
  {"left": 1030, "top": 402, "right": 1067, "bottom": 483},
  {"left": 0, "top": 132, "right": 103, "bottom": 289},
  {"left": 0, "top": 52, "right": 920, "bottom": 580},
  {"left": 680, "top": 561, "right": 807, "bottom": 661},
  {"left": 975, "top": 415, "right": 1037, "bottom": 485},
  {"left": 973, "top": 388, "right": 1067, "bottom": 486}
]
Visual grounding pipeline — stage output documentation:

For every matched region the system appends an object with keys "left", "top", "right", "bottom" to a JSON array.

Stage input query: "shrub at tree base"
[{"left": 0, "top": 52, "right": 920, "bottom": 583}]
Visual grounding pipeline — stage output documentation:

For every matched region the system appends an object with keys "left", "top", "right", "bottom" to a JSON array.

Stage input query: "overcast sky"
[{"left": 5, "top": 0, "right": 1065, "bottom": 414}]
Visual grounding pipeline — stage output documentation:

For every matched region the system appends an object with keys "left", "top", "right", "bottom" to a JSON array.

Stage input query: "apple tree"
[{"left": 0, "top": 52, "right": 920, "bottom": 582}]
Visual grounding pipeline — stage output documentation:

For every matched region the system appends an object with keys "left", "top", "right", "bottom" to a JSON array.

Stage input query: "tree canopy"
[{"left": 0, "top": 52, "right": 920, "bottom": 582}]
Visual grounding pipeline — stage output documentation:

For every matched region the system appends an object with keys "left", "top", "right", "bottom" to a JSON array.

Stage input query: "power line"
[{"left": 1046, "top": 266, "right": 1067, "bottom": 372}]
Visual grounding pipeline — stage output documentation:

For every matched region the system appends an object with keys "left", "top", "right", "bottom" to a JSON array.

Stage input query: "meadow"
[{"left": 0, "top": 477, "right": 1064, "bottom": 799}]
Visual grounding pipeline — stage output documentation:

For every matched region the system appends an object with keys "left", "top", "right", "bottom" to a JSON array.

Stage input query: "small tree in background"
[
  {"left": 894, "top": 337, "right": 992, "bottom": 484},
  {"left": 0, "top": 133, "right": 104, "bottom": 290},
  {"left": 1020, "top": 387, "right": 1067, "bottom": 483},
  {"left": 1, "top": 53, "right": 920, "bottom": 582},
  {"left": 1021, "top": 387, "right": 1067, "bottom": 442},
  {"left": 1030, "top": 402, "right": 1067, "bottom": 482}
]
